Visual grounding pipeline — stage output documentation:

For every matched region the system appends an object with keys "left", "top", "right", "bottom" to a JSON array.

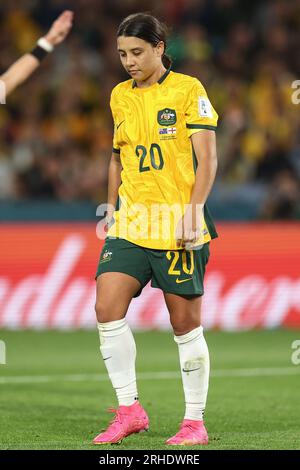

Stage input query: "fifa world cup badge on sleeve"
[{"left": 198, "top": 97, "right": 213, "bottom": 118}]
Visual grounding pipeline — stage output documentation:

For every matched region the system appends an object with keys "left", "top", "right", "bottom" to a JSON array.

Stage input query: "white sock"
[
  {"left": 98, "top": 318, "right": 138, "bottom": 407},
  {"left": 174, "top": 326, "right": 210, "bottom": 421}
]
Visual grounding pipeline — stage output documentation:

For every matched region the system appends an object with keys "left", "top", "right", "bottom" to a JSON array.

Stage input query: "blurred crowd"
[{"left": 0, "top": 0, "right": 299, "bottom": 219}]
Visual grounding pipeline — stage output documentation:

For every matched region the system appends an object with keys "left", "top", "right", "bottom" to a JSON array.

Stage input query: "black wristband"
[{"left": 30, "top": 45, "right": 49, "bottom": 62}]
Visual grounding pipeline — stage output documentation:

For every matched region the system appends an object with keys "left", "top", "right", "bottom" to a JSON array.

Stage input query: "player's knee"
[
  {"left": 95, "top": 300, "right": 122, "bottom": 323},
  {"left": 171, "top": 318, "right": 200, "bottom": 336},
  {"left": 173, "top": 326, "right": 197, "bottom": 336},
  {"left": 95, "top": 301, "right": 108, "bottom": 323}
]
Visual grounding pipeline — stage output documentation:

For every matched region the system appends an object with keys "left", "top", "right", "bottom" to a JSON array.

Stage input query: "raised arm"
[{"left": 0, "top": 10, "right": 73, "bottom": 98}]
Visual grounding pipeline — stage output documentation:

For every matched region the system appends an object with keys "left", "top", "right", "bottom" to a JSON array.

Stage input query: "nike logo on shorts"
[{"left": 176, "top": 278, "right": 193, "bottom": 284}]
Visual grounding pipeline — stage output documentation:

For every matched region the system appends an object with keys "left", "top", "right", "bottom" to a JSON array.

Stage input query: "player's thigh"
[
  {"left": 164, "top": 292, "right": 202, "bottom": 336},
  {"left": 147, "top": 245, "right": 210, "bottom": 335},
  {"left": 95, "top": 272, "right": 141, "bottom": 323},
  {"left": 95, "top": 237, "right": 151, "bottom": 322}
]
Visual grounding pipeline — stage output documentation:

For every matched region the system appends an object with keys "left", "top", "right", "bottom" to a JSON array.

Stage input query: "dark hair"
[{"left": 117, "top": 13, "right": 172, "bottom": 69}]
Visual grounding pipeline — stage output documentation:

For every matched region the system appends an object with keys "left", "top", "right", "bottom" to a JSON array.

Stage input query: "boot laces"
[{"left": 104, "top": 407, "right": 124, "bottom": 431}]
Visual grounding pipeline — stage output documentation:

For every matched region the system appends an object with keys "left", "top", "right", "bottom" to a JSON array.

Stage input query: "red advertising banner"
[{"left": 0, "top": 223, "right": 299, "bottom": 330}]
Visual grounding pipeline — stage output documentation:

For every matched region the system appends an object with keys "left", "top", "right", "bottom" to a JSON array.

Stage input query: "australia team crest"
[
  {"left": 100, "top": 249, "right": 113, "bottom": 264},
  {"left": 157, "top": 108, "right": 177, "bottom": 126}
]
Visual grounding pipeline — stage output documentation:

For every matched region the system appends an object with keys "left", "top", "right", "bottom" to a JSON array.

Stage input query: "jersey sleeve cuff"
[
  {"left": 186, "top": 124, "right": 217, "bottom": 131},
  {"left": 112, "top": 147, "right": 120, "bottom": 154}
]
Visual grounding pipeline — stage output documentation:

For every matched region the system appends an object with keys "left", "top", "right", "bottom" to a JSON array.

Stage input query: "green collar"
[{"left": 132, "top": 67, "right": 171, "bottom": 89}]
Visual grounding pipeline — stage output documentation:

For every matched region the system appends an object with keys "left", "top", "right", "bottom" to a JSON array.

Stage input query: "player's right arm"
[
  {"left": 106, "top": 151, "right": 122, "bottom": 225},
  {"left": 0, "top": 10, "right": 73, "bottom": 97},
  {"left": 106, "top": 87, "right": 123, "bottom": 224}
]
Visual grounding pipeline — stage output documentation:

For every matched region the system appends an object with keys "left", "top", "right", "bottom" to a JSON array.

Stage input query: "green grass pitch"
[{"left": 0, "top": 329, "right": 299, "bottom": 450}]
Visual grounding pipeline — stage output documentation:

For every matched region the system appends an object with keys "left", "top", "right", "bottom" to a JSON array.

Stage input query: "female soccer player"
[
  {"left": 0, "top": 10, "right": 73, "bottom": 99},
  {"left": 94, "top": 13, "right": 218, "bottom": 446}
]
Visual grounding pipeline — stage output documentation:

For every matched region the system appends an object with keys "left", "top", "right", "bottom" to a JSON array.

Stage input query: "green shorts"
[{"left": 96, "top": 237, "right": 210, "bottom": 297}]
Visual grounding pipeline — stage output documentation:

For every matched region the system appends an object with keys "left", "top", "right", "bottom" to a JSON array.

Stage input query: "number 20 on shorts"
[{"left": 166, "top": 251, "right": 195, "bottom": 276}]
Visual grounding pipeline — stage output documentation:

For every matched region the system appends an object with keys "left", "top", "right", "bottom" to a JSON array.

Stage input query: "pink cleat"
[
  {"left": 93, "top": 401, "right": 149, "bottom": 445},
  {"left": 165, "top": 419, "right": 209, "bottom": 446}
]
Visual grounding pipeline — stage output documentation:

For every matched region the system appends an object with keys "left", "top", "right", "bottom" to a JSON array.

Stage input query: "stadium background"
[
  {"left": 0, "top": 0, "right": 300, "bottom": 452},
  {"left": 0, "top": 0, "right": 299, "bottom": 330}
]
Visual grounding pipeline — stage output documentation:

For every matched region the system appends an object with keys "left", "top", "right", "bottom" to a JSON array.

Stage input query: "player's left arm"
[
  {"left": 190, "top": 130, "right": 217, "bottom": 207},
  {"left": 176, "top": 78, "right": 218, "bottom": 248},
  {"left": 176, "top": 130, "right": 217, "bottom": 247},
  {"left": 0, "top": 10, "right": 73, "bottom": 97}
]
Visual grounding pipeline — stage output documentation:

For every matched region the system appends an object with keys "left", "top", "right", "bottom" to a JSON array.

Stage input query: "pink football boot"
[
  {"left": 93, "top": 401, "right": 149, "bottom": 445},
  {"left": 166, "top": 419, "right": 209, "bottom": 446}
]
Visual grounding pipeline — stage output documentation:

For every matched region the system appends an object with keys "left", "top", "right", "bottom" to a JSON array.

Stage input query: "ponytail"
[{"left": 162, "top": 53, "right": 172, "bottom": 69}]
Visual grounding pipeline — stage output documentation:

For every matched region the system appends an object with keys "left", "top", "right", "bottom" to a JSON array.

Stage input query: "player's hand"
[
  {"left": 175, "top": 204, "right": 204, "bottom": 249},
  {"left": 104, "top": 210, "right": 115, "bottom": 232},
  {"left": 44, "top": 10, "right": 74, "bottom": 47}
]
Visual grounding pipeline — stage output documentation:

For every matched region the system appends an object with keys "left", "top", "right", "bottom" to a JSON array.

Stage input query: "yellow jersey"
[{"left": 107, "top": 69, "right": 218, "bottom": 250}]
